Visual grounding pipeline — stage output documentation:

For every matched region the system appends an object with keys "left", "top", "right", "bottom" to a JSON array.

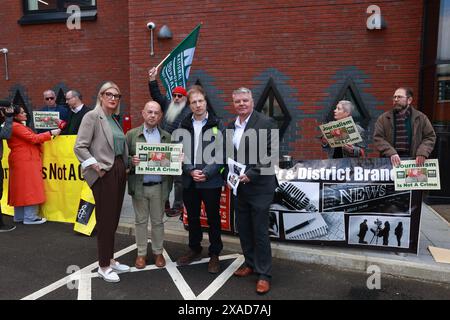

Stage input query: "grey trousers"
[{"left": 132, "top": 184, "right": 164, "bottom": 256}]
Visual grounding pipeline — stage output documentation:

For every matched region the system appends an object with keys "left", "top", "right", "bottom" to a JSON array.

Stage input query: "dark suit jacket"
[
  {"left": 226, "top": 111, "right": 278, "bottom": 195},
  {"left": 63, "top": 105, "right": 91, "bottom": 135}
]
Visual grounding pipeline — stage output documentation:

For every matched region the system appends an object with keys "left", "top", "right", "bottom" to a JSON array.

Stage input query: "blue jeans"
[{"left": 14, "top": 205, "right": 40, "bottom": 223}]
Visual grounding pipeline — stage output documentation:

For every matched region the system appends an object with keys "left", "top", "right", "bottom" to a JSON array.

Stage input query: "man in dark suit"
[
  {"left": 226, "top": 87, "right": 278, "bottom": 295},
  {"left": 63, "top": 89, "right": 91, "bottom": 135}
]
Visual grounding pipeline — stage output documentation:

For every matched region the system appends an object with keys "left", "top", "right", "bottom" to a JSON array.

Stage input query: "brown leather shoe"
[
  {"left": 234, "top": 266, "right": 254, "bottom": 277},
  {"left": 176, "top": 249, "right": 202, "bottom": 266},
  {"left": 135, "top": 256, "right": 146, "bottom": 269},
  {"left": 256, "top": 280, "right": 270, "bottom": 294},
  {"left": 154, "top": 254, "right": 166, "bottom": 268},
  {"left": 208, "top": 255, "right": 220, "bottom": 274}
]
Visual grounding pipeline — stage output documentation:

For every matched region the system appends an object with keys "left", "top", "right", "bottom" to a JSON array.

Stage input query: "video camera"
[
  {"left": 0, "top": 100, "right": 11, "bottom": 108},
  {"left": 0, "top": 100, "right": 16, "bottom": 117},
  {"left": 374, "top": 219, "right": 382, "bottom": 228}
]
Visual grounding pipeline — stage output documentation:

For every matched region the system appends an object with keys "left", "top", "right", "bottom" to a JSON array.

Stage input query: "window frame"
[
  {"left": 255, "top": 78, "right": 292, "bottom": 138},
  {"left": 327, "top": 78, "right": 371, "bottom": 129},
  {"left": 19, "top": 0, "right": 97, "bottom": 25}
]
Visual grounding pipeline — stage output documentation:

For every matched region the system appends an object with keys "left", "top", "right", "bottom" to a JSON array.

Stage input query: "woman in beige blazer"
[{"left": 74, "top": 81, "right": 129, "bottom": 283}]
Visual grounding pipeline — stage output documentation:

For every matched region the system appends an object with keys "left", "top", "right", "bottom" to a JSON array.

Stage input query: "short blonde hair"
[{"left": 96, "top": 81, "right": 121, "bottom": 115}]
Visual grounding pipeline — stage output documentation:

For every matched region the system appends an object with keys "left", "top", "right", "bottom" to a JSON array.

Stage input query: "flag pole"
[{"left": 156, "top": 54, "right": 171, "bottom": 70}]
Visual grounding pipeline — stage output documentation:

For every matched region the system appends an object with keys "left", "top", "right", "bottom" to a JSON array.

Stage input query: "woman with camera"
[{"left": 7, "top": 105, "right": 61, "bottom": 225}]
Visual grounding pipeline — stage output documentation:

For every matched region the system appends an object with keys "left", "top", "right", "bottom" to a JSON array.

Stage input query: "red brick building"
[{"left": 0, "top": 1, "right": 449, "bottom": 183}]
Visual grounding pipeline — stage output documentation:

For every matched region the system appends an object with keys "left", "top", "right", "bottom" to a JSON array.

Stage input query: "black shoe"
[
  {"left": 176, "top": 249, "right": 202, "bottom": 266},
  {"left": 0, "top": 224, "right": 16, "bottom": 233},
  {"left": 208, "top": 255, "right": 220, "bottom": 274},
  {"left": 166, "top": 207, "right": 183, "bottom": 218}
]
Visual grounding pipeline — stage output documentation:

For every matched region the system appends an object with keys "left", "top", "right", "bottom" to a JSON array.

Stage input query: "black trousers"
[
  {"left": 183, "top": 187, "right": 223, "bottom": 256},
  {"left": 91, "top": 157, "right": 126, "bottom": 267}
]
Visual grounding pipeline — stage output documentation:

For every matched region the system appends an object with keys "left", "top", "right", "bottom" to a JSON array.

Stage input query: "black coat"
[
  {"left": 225, "top": 111, "right": 278, "bottom": 195},
  {"left": 177, "top": 112, "right": 225, "bottom": 189}
]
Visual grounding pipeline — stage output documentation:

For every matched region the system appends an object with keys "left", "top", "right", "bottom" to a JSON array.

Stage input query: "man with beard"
[
  {"left": 374, "top": 87, "right": 436, "bottom": 167},
  {"left": 148, "top": 66, "right": 191, "bottom": 216}
]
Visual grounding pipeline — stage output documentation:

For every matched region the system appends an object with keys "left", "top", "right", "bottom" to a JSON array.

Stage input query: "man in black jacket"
[
  {"left": 63, "top": 90, "right": 91, "bottom": 135},
  {"left": 148, "top": 66, "right": 190, "bottom": 216},
  {"left": 226, "top": 87, "right": 278, "bottom": 294},
  {"left": 173, "top": 85, "right": 224, "bottom": 274}
]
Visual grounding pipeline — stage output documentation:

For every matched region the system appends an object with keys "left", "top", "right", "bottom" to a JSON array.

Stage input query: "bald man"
[{"left": 126, "top": 101, "right": 173, "bottom": 270}]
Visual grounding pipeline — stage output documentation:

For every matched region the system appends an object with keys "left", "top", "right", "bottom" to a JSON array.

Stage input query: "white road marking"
[
  {"left": 197, "top": 254, "right": 244, "bottom": 300},
  {"left": 21, "top": 241, "right": 243, "bottom": 300}
]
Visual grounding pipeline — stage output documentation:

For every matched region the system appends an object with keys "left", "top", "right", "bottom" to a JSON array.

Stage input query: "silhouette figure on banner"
[
  {"left": 358, "top": 219, "right": 368, "bottom": 244},
  {"left": 395, "top": 222, "right": 403, "bottom": 247}
]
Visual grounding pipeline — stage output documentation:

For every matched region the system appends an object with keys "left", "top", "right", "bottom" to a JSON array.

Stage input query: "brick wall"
[
  {"left": 0, "top": 0, "right": 130, "bottom": 113},
  {"left": 0, "top": 0, "right": 424, "bottom": 160},
  {"left": 128, "top": 0, "right": 424, "bottom": 159}
]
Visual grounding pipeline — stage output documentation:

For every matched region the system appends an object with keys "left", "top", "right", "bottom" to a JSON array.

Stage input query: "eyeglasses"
[
  {"left": 45, "top": 97, "right": 55, "bottom": 101},
  {"left": 172, "top": 93, "right": 184, "bottom": 99},
  {"left": 103, "top": 92, "right": 122, "bottom": 100},
  {"left": 392, "top": 95, "right": 407, "bottom": 100}
]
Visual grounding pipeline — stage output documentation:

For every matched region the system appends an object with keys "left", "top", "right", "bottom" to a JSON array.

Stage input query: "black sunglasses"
[
  {"left": 172, "top": 93, "right": 184, "bottom": 98},
  {"left": 45, "top": 97, "right": 55, "bottom": 101}
]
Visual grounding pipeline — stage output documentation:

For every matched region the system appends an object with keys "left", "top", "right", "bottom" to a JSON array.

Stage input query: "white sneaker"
[
  {"left": 24, "top": 218, "right": 47, "bottom": 225},
  {"left": 110, "top": 261, "right": 130, "bottom": 274},
  {"left": 97, "top": 267, "right": 120, "bottom": 283}
]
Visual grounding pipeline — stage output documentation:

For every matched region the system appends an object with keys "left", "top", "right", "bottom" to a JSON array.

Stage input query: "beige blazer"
[{"left": 74, "top": 105, "right": 129, "bottom": 187}]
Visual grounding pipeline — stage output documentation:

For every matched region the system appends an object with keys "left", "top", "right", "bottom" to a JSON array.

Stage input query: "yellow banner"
[{"left": 2, "top": 136, "right": 85, "bottom": 223}]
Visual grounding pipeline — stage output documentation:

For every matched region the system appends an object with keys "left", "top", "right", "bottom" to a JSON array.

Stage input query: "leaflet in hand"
[{"left": 227, "top": 158, "right": 246, "bottom": 196}]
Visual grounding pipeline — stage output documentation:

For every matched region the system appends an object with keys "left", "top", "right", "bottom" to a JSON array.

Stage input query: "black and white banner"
[{"left": 272, "top": 158, "right": 422, "bottom": 253}]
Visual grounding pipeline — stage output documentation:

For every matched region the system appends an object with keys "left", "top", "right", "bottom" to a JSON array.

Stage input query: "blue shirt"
[{"left": 143, "top": 126, "right": 162, "bottom": 183}]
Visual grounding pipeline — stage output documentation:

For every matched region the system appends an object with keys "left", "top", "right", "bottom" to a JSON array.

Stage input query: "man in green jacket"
[
  {"left": 374, "top": 87, "right": 436, "bottom": 167},
  {"left": 126, "top": 101, "right": 173, "bottom": 269}
]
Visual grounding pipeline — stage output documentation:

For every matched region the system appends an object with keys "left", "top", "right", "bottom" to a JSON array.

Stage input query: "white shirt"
[
  {"left": 192, "top": 112, "right": 208, "bottom": 164},
  {"left": 72, "top": 104, "right": 84, "bottom": 114},
  {"left": 233, "top": 112, "right": 252, "bottom": 150}
]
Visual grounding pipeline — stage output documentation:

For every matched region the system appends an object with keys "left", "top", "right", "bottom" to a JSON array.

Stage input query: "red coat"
[{"left": 7, "top": 122, "right": 52, "bottom": 206}]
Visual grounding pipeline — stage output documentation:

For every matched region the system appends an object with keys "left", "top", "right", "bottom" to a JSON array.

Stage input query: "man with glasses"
[
  {"left": 147, "top": 66, "right": 191, "bottom": 217},
  {"left": 36, "top": 90, "right": 69, "bottom": 133},
  {"left": 374, "top": 87, "right": 436, "bottom": 167},
  {"left": 63, "top": 89, "right": 91, "bottom": 135}
]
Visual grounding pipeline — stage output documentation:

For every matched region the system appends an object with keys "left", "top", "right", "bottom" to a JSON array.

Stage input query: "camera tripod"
[{"left": 369, "top": 226, "right": 382, "bottom": 245}]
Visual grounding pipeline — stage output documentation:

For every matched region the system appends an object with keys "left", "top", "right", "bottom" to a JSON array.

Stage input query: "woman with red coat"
[{"left": 7, "top": 105, "right": 61, "bottom": 224}]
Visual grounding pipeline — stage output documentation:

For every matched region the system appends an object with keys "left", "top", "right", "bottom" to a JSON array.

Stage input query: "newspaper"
[
  {"left": 319, "top": 116, "right": 362, "bottom": 147},
  {"left": 393, "top": 159, "right": 440, "bottom": 191},
  {"left": 227, "top": 158, "right": 246, "bottom": 196},
  {"left": 33, "top": 111, "right": 60, "bottom": 129},
  {"left": 135, "top": 143, "right": 183, "bottom": 175}
]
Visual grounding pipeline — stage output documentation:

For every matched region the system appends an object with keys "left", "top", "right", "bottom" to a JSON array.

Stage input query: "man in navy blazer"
[{"left": 226, "top": 87, "right": 278, "bottom": 295}]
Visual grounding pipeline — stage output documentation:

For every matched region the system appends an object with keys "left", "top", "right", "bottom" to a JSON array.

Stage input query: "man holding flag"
[{"left": 147, "top": 24, "right": 201, "bottom": 217}]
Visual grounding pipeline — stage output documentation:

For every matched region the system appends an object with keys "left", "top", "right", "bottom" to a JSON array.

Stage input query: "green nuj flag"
[{"left": 160, "top": 24, "right": 201, "bottom": 100}]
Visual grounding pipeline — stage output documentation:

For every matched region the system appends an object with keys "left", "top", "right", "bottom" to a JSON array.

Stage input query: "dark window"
[
  {"left": 327, "top": 78, "right": 370, "bottom": 128},
  {"left": 437, "top": 1, "right": 450, "bottom": 102},
  {"left": 19, "top": 0, "right": 97, "bottom": 25},
  {"left": 255, "top": 78, "right": 291, "bottom": 138},
  {"left": 56, "top": 88, "right": 67, "bottom": 106},
  {"left": 12, "top": 90, "right": 33, "bottom": 128}
]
